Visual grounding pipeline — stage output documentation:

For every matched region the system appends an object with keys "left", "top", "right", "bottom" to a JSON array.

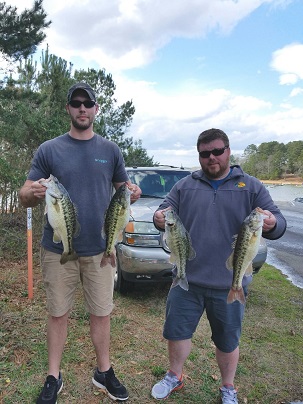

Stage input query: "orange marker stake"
[{"left": 27, "top": 208, "right": 33, "bottom": 299}]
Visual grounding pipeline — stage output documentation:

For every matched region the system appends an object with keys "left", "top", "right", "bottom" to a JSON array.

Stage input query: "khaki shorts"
[{"left": 40, "top": 248, "right": 115, "bottom": 317}]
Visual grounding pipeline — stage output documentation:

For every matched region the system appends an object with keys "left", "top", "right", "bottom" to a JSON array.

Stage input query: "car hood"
[{"left": 130, "top": 197, "right": 164, "bottom": 222}]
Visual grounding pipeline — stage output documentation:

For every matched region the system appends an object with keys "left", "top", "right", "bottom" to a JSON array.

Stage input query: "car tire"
[{"left": 114, "top": 257, "right": 133, "bottom": 294}]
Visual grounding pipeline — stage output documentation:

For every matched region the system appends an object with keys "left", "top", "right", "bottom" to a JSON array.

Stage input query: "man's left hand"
[{"left": 127, "top": 181, "right": 142, "bottom": 203}]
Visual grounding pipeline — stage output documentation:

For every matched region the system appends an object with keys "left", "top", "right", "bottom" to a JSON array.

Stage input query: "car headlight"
[{"left": 124, "top": 221, "right": 160, "bottom": 246}]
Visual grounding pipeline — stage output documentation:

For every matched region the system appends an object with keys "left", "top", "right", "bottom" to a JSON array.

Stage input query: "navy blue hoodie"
[{"left": 155, "top": 166, "right": 286, "bottom": 289}]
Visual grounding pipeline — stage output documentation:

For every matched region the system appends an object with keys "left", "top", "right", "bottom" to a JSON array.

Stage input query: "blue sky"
[{"left": 4, "top": 0, "right": 303, "bottom": 168}]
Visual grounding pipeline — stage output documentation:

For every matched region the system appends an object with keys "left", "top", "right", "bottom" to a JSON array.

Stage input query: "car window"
[{"left": 127, "top": 170, "right": 191, "bottom": 196}]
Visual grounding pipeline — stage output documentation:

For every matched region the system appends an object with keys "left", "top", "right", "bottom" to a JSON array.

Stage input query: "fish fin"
[
  {"left": 110, "top": 253, "right": 117, "bottom": 267},
  {"left": 117, "top": 231, "right": 123, "bottom": 242},
  {"left": 227, "top": 287, "right": 246, "bottom": 305},
  {"left": 60, "top": 250, "right": 78, "bottom": 265},
  {"left": 163, "top": 232, "right": 168, "bottom": 244},
  {"left": 53, "top": 232, "right": 61, "bottom": 243},
  {"left": 169, "top": 252, "right": 176, "bottom": 264},
  {"left": 245, "top": 263, "right": 254, "bottom": 275},
  {"left": 231, "top": 234, "right": 238, "bottom": 249},
  {"left": 100, "top": 252, "right": 116, "bottom": 268},
  {"left": 101, "top": 208, "right": 109, "bottom": 239},
  {"left": 186, "top": 232, "right": 196, "bottom": 260},
  {"left": 74, "top": 221, "right": 81, "bottom": 238},
  {"left": 172, "top": 276, "right": 189, "bottom": 291},
  {"left": 188, "top": 245, "right": 196, "bottom": 260},
  {"left": 225, "top": 252, "right": 234, "bottom": 271},
  {"left": 50, "top": 196, "right": 58, "bottom": 205}
]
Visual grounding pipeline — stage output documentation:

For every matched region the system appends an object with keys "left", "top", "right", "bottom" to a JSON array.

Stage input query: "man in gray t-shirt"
[{"left": 19, "top": 82, "right": 141, "bottom": 404}]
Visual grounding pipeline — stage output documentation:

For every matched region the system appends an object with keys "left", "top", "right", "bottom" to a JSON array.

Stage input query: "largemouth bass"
[
  {"left": 41, "top": 175, "right": 80, "bottom": 265},
  {"left": 226, "top": 207, "right": 266, "bottom": 304},
  {"left": 164, "top": 208, "right": 196, "bottom": 291},
  {"left": 101, "top": 183, "right": 132, "bottom": 268}
]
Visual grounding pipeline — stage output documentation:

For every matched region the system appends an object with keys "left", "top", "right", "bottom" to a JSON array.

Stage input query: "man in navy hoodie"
[{"left": 151, "top": 128, "right": 286, "bottom": 403}]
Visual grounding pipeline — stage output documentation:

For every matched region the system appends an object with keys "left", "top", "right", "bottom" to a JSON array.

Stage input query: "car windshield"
[{"left": 127, "top": 169, "right": 191, "bottom": 197}]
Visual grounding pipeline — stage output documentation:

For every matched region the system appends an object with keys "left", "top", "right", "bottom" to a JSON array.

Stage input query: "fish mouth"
[
  {"left": 39, "top": 178, "right": 51, "bottom": 187},
  {"left": 125, "top": 182, "right": 134, "bottom": 192}
]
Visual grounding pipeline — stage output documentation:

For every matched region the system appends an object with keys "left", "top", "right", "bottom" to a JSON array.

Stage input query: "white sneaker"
[
  {"left": 220, "top": 385, "right": 238, "bottom": 404},
  {"left": 151, "top": 370, "right": 184, "bottom": 400}
]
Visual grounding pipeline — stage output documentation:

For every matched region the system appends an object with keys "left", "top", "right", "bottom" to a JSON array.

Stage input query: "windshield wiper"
[{"left": 140, "top": 194, "right": 165, "bottom": 199}]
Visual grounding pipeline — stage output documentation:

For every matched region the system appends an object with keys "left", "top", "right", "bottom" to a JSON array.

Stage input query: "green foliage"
[
  {"left": 242, "top": 140, "right": 303, "bottom": 179},
  {"left": 124, "top": 139, "right": 157, "bottom": 166},
  {"left": 0, "top": 0, "right": 51, "bottom": 61},
  {"left": 286, "top": 140, "right": 303, "bottom": 174}
]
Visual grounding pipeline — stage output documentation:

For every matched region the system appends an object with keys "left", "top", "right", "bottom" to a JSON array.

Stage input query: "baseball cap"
[{"left": 67, "top": 82, "right": 96, "bottom": 102}]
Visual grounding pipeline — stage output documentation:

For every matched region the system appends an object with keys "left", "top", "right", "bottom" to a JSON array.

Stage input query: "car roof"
[{"left": 126, "top": 165, "right": 191, "bottom": 171}]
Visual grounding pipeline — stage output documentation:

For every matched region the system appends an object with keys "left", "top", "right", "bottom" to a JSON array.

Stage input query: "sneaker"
[
  {"left": 151, "top": 370, "right": 184, "bottom": 400},
  {"left": 92, "top": 366, "right": 129, "bottom": 401},
  {"left": 36, "top": 373, "right": 63, "bottom": 404},
  {"left": 220, "top": 385, "right": 238, "bottom": 404}
]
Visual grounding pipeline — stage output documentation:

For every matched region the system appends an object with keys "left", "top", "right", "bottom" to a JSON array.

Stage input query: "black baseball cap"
[{"left": 67, "top": 82, "right": 96, "bottom": 102}]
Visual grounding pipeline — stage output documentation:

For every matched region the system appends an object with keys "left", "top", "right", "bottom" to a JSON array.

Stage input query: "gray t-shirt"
[{"left": 27, "top": 133, "right": 129, "bottom": 256}]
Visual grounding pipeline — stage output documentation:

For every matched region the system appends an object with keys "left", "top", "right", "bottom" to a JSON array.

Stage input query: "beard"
[
  {"left": 202, "top": 159, "right": 230, "bottom": 180},
  {"left": 70, "top": 115, "right": 93, "bottom": 130}
]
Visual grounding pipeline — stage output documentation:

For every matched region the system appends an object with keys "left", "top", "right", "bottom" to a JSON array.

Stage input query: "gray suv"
[{"left": 114, "top": 166, "right": 267, "bottom": 293}]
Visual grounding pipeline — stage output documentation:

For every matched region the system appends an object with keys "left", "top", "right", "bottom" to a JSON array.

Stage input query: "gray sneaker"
[
  {"left": 151, "top": 370, "right": 184, "bottom": 400},
  {"left": 220, "top": 385, "right": 238, "bottom": 404}
]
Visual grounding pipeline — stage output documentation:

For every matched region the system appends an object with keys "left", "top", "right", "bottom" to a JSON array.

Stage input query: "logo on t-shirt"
[{"left": 95, "top": 158, "right": 108, "bottom": 163}]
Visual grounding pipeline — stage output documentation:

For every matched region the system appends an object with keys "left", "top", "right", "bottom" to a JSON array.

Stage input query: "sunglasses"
[
  {"left": 69, "top": 100, "right": 96, "bottom": 108},
  {"left": 199, "top": 146, "right": 229, "bottom": 159}
]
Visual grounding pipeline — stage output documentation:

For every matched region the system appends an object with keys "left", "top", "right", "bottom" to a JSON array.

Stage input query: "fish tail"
[
  {"left": 227, "top": 287, "right": 246, "bottom": 305},
  {"left": 100, "top": 252, "right": 116, "bottom": 268},
  {"left": 60, "top": 250, "right": 78, "bottom": 265},
  {"left": 172, "top": 276, "right": 189, "bottom": 291}
]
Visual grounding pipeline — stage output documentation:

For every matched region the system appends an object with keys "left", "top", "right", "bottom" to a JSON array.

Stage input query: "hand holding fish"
[
  {"left": 126, "top": 181, "right": 142, "bottom": 203},
  {"left": 262, "top": 209, "right": 277, "bottom": 232},
  {"left": 154, "top": 207, "right": 172, "bottom": 229},
  {"left": 30, "top": 178, "right": 49, "bottom": 199}
]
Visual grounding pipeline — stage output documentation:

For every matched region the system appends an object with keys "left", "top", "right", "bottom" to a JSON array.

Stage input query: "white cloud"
[
  {"left": 119, "top": 77, "right": 303, "bottom": 168},
  {"left": 289, "top": 87, "right": 303, "bottom": 97},
  {"left": 3, "top": 0, "right": 302, "bottom": 169},
  {"left": 271, "top": 43, "right": 303, "bottom": 85},
  {"left": 6, "top": 0, "right": 286, "bottom": 73}
]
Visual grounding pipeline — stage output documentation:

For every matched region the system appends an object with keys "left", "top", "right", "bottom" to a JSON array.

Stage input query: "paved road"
[{"left": 265, "top": 200, "right": 303, "bottom": 289}]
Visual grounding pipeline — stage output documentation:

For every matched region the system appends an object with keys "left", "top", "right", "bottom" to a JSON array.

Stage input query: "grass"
[{"left": 1, "top": 260, "right": 303, "bottom": 403}]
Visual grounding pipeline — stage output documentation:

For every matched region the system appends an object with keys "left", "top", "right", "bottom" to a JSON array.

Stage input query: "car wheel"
[
  {"left": 114, "top": 258, "right": 133, "bottom": 294},
  {"left": 253, "top": 267, "right": 261, "bottom": 275}
]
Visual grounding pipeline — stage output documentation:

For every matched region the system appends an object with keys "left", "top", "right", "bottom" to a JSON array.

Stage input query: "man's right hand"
[
  {"left": 153, "top": 207, "right": 171, "bottom": 230},
  {"left": 19, "top": 179, "right": 47, "bottom": 208}
]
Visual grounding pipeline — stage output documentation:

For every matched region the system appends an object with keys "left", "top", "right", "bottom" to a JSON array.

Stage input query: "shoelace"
[
  {"left": 221, "top": 388, "right": 237, "bottom": 403},
  {"left": 161, "top": 373, "right": 179, "bottom": 388}
]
